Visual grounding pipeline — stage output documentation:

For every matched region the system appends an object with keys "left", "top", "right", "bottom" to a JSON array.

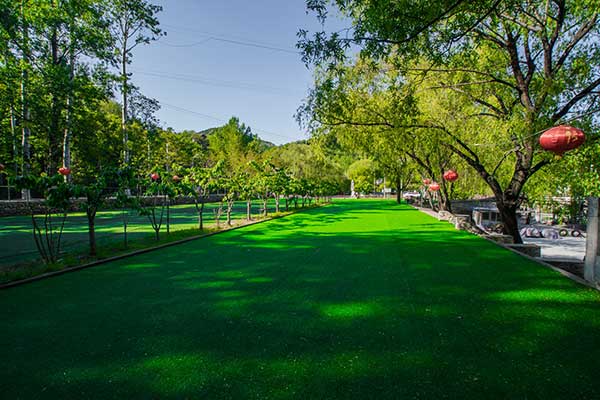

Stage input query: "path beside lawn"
[{"left": 2, "top": 199, "right": 600, "bottom": 399}]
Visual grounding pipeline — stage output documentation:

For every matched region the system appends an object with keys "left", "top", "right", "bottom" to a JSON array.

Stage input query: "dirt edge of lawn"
[
  {"left": 0, "top": 204, "right": 329, "bottom": 290},
  {"left": 410, "top": 204, "right": 600, "bottom": 292}
]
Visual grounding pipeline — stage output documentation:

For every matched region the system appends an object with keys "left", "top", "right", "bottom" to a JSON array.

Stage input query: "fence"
[
  {"left": 0, "top": 198, "right": 298, "bottom": 269},
  {"left": 0, "top": 185, "right": 20, "bottom": 201}
]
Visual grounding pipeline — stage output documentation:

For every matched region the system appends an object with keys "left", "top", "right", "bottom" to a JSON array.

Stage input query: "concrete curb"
[
  {"left": 411, "top": 205, "right": 600, "bottom": 291},
  {"left": 0, "top": 204, "right": 326, "bottom": 290}
]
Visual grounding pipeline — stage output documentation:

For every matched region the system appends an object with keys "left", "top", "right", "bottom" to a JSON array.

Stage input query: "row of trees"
[
  {"left": 7, "top": 159, "right": 338, "bottom": 265},
  {"left": 299, "top": 0, "right": 600, "bottom": 243}
]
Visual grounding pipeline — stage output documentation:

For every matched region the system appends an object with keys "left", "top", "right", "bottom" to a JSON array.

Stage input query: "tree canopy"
[{"left": 299, "top": 0, "right": 600, "bottom": 242}]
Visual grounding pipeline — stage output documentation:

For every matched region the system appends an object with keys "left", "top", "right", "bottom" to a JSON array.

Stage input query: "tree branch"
[
  {"left": 554, "top": 13, "right": 598, "bottom": 73},
  {"left": 552, "top": 77, "right": 600, "bottom": 121}
]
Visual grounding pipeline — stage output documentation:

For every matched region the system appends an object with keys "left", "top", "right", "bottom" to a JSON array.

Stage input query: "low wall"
[
  {"left": 0, "top": 195, "right": 224, "bottom": 217},
  {"left": 450, "top": 198, "right": 497, "bottom": 214},
  {"left": 507, "top": 244, "right": 541, "bottom": 258},
  {"left": 427, "top": 207, "right": 545, "bottom": 258}
]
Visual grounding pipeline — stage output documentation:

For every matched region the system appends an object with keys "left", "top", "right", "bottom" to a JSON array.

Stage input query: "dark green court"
[{"left": 2, "top": 200, "right": 600, "bottom": 399}]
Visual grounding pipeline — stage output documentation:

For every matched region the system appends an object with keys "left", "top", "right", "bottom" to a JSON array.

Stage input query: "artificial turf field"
[{"left": 2, "top": 199, "right": 600, "bottom": 399}]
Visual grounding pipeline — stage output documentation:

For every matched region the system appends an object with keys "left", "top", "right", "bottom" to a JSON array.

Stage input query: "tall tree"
[
  {"left": 108, "top": 0, "right": 163, "bottom": 166},
  {"left": 19, "top": 0, "right": 31, "bottom": 197},
  {"left": 59, "top": 0, "right": 112, "bottom": 175},
  {"left": 208, "top": 117, "right": 259, "bottom": 169},
  {"left": 300, "top": 0, "right": 600, "bottom": 242}
]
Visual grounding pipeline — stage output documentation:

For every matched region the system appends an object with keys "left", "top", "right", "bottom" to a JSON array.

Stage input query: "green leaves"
[{"left": 346, "top": 159, "right": 376, "bottom": 194}]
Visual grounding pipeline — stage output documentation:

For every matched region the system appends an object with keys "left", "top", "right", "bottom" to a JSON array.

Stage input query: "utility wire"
[
  {"left": 159, "top": 101, "right": 302, "bottom": 142},
  {"left": 470, "top": 107, "right": 600, "bottom": 148},
  {"left": 160, "top": 24, "right": 300, "bottom": 54},
  {"left": 162, "top": 24, "right": 299, "bottom": 50},
  {"left": 157, "top": 37, "right": 213, "bottom": 48},
  {"left": 131, "top": 69, "right": 302, "bottom": 97}
]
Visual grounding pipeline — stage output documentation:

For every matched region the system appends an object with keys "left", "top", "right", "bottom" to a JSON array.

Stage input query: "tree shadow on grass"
[{"left": 2, "top": 202, "right": 600, "bottom": 399}]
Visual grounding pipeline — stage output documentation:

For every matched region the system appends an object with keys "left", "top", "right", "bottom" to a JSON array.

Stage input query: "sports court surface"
[{"left": 2, "top": 200, "right": 600, "bottom": 399}]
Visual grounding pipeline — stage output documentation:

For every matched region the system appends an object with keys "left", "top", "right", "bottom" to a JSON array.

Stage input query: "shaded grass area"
[
  {"left": 1, "top": 199, "right": 600, "bottom": 399},
  {"left": 0, "top": 199, "right": 283, "bottom": 267}
]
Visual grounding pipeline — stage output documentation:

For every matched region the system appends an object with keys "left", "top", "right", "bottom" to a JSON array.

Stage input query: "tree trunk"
[
  {"left": 62, "top": 33, "right": 75, "bottom": 181},
  {"left": 285, "top": 197, "right": 289, "bottom": 211},
  {"left": 166, "top": 198, "right": 170, "bottom": 234},
  {"left": 199, "top": 202, "right": 205, "bottom": 230},
  {"left": 87, "top": 209, "right": 97, "bottom": 256},
  {"left": 196, "top": 201, "right": 204, "bottom": 230},
  {"left": 121, "top": 45, "right": 130, "bottom": 166},
  {"left": 263, "top": 198, "right": 268, "bottom": 217},
  {"left": 275, "top": 195, "right": 280, "bottom": 213},
  {"left": 438, "top": 188, "right": 452, "bottom": 213},
  {"left": 62, "top": 93, "right": 72, "bottom": 177},
  {"left": 9, "top": 104, "right": 17, "bottom": 199},
  {"left": 20, "top": 0, "right": 31, "bottom": 200},
  {"left": 246, "top": 200, "right": 252, "bottom": 220},
  {"left": 227, "top": 201, "right": 232, "bottom": 226},
  {"left": 48, "top": 18, "right": 61, "bottom": 174},
  {"left": 122, "top": 211, "right": 128, "bottom": 248},
  {"left": 428, "top": 192, "right": 437, "bottom": 211},
  {"left": 214, "top": 205, "right": 223, "bottom": 227},
  {"left": 498, "top": 200, "right": 522, "bottom": 244}
]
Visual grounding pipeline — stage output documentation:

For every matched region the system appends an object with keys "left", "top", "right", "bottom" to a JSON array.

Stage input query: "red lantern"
[
  {"left": 58, "top": 167, "right": 71, "bottom": 176},
  {"left": 429, "top": 183, "right": 440, "bottom": 191},
  {"left": 539, "top": 125, "right": 585, "bottom": 155},
  {"left": 150, "top": 173, "right": 160, "bottom": 181},
  {"left": 423, "top": 178, "right": 432, "bottom": 185},
  {"left": 443, "top": 170, "right": 459, "bottom": 182},
  {"left": 172, "top": 175, "right": 181, "bottom": 183}
]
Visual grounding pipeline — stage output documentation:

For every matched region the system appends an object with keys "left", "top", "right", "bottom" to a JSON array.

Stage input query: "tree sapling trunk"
[{"left": 87, "top": 209, "right": 97, "bottom": 256}]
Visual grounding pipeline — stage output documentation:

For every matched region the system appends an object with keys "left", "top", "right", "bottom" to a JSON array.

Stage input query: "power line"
[
  {"left": 470, "top": 108, "right": 600, "bottom": 148},
  {"left": 131, "top": 69, "right": 302, "bottom": 97},
  {"left": 159, "top": 101, "right": 302, "bottom": 142},
  {"left": 161, "top": 24, "right": 300, "bottom": 55},
  {"left": 158, "top": 37, "right": 213, "bottom": 48},
  {"left": 162, "top": 24, "right": 297, "bottom": 48},
  {"left": 160, "top": 102, "right": 225, "bottom": 123}
]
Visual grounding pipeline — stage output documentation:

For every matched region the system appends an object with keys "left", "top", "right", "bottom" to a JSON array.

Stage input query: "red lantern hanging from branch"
[
  {"left": 539, "top": 125, "right": 585, "bottom": 155},
  {"left": 172, "top": 175, "right": 181, "bottom": 183},
  {"left": 443, "top": 170, "right": 459, "bottom": 182},
  {"left": 429, "top": 183, "right": 440, "bottom": 192},
  {"left": 423, "top": 178, "right": 431, "bottom": 185},
  {"left": 150, "top": 172, "right": 160, "bottom": 181},
  {"left": 58, "top": 167, "right": 71, "bottom": 176}
]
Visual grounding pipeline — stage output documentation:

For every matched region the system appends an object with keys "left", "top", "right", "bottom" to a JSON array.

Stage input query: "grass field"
[
  {"left": 1, "top": 199, "right": 600, "bottom": 399},
  {"left": 0, "top": 200, "right": 282, "bottom": 266}
]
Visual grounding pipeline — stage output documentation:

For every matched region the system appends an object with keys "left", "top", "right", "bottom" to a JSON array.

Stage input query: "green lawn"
[
  {"left": 2, "top": 199, "right": 600, "bottom": 399},
  {"left": 0, "top": 200, "right": 282, "bottom": 266}
]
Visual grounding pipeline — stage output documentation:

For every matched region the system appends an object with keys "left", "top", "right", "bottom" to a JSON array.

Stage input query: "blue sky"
[{"left": 130, "top": 0, "right": 347, "bottom": 145}]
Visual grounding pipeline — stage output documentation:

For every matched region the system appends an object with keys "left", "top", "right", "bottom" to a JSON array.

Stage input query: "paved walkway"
[{"left": 1, "top": 200, "right": 600, "bottom": 399}]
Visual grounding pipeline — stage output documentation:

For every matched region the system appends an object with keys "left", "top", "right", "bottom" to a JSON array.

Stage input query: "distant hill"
[{"left": 178, "top": 127, "right": 276, "bottom": 151}]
